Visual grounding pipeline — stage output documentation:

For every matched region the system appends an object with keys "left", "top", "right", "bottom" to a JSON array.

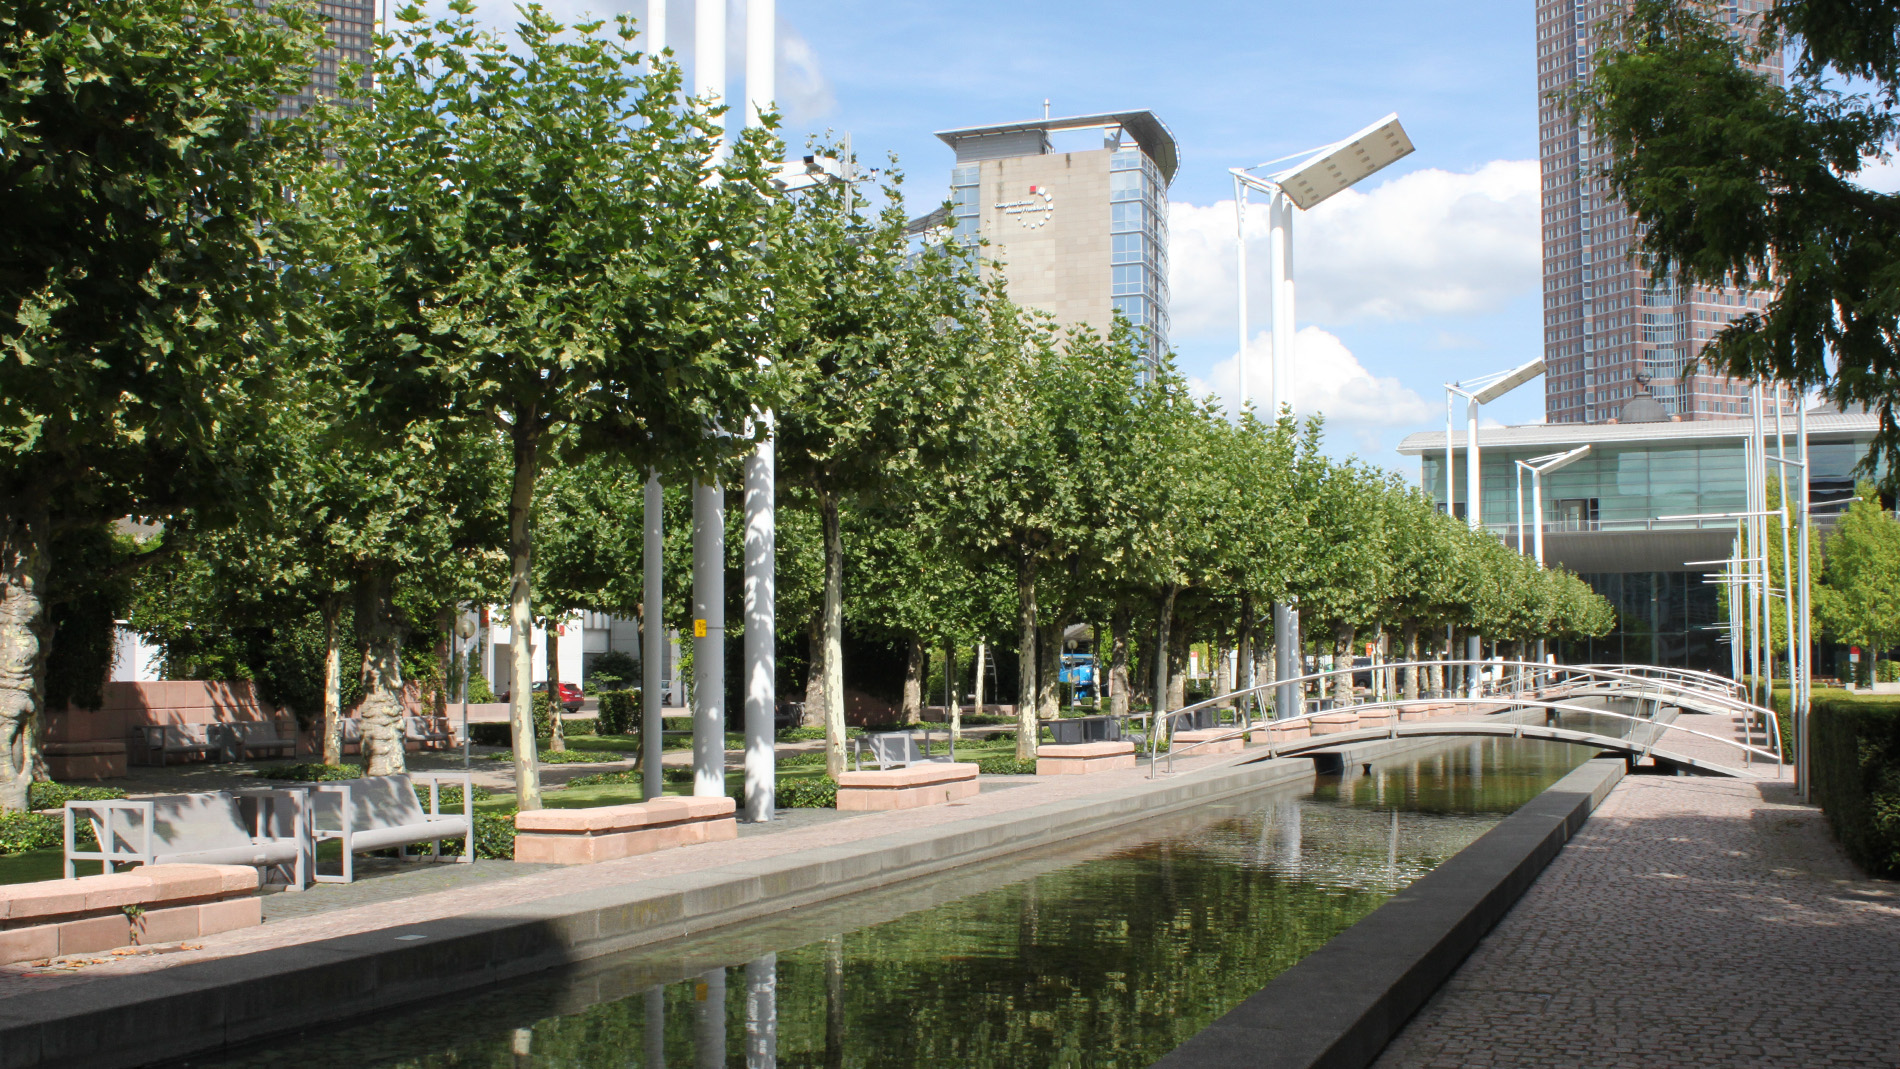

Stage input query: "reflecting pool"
[{"left": 168, "top": 737, "right": 1595, "bottom": 1069}]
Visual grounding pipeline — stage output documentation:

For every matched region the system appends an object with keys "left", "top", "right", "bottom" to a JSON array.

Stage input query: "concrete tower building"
[
  {"left": 936, "top": 111, "right": 1177, "bottom": 367},
  {"left": 1537, "top": 0, "right": 1782, "bottom": 423}
]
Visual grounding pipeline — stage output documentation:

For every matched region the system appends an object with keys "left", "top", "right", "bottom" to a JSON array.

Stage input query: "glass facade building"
[
  {"left": 259, "top": 0, "right": 378, "bottom": 122},
  {"left": 937, "top": 112, "right": 1177, "bottom": 369}
]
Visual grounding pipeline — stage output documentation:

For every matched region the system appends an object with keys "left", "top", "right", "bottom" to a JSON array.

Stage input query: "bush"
[
  {"left": 427, "top": 811, "right": 518, "bottom": 861},
  {"left": 0, "top": 810, "right": 66, "bottom": 854},
  {"left": 589, "top": 650, "right": 639, "bottom": 692},
  {"left": 1810, "top": 691, "right": 1900, "bottom": 878},
  {"left": 772, "top": 777, "right": 836, "bottom": 809},
  {"left": 566, "top": 768, "right": 643, "bottom": 789},
  {"left": 469, "top": 723, "right": 512, "bottom": 747},
  {"left": 777, "top": 726, "right": 824, "bottom": 742},
  {"left": 978, "top": 756, "right": 1037, "bottom": 775},
  {"left": 465, "top": 670, "right": 497, "bottom": 704},
  {"left": 777, "top": 750, "right": 829, "bottom": 767},
  {"left": 537, "top": 749, "right": 620, "bottom": 764},
  {"left": 28, "top": 782, "right": 126, "bottom": 811},
  {"left": 264, "top": 763, "right": 364, "bottom": 782},
  {"left": 596, "top": 689, "right": 639, "bottom": 735},
  {"left": 469, "top": 716, "right": 599, "bottom": 748}
]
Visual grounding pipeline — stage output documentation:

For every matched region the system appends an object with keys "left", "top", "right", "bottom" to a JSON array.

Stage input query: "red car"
[{"left": 500, "top": 681, "right": 584, "bottom": 710}]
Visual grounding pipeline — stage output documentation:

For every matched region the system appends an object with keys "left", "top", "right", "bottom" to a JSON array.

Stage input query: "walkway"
[{"left": 1373, "top": 755, "right": 1899, "bottom": 1066}]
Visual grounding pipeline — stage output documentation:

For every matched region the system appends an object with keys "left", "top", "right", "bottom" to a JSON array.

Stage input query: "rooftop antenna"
[{"left": 1043, "top": 98, "right": 1050, "bottom": 119}]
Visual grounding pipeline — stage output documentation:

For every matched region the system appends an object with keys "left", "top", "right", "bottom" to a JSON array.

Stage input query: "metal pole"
[
  {"left": 1796, "top": 397, "right": 1812, "bottom": 795},
  {"left": 1444, "top": 390, "right": 1456, "bottom": 520},
  {"left": 1751, "top": 384, "right": 1774, "bottom": 703},
  {"left": 740, "top": 0, "right": 776, "bottom": 824},
  {"left": 1235, "top": 178, "right": 1249, "bottom": 413},
  {"left": 643, "top": 472, "right": 664, "bottom": 800},
  {"left": 1465, "top": 394, "right": 1481, "bottom": 531},
  {"left": 744, "top": 953, "right": 778, "bottom": 1069},
  {"left": 692, "top": 478, "right": 726, "bottom": 798},
  {"left": 1532, "top": 467, "right": 1546, "bottom": 566},
  {"left": 1269, "top": 189, "right": 1294, "bottom": 418},
  {"left": 1774, "top": 385, "right": 1797, "bottom": 698},
  {"left": 647, "top": 0, "right": 666, "bottom": 60},
  {"left": 1515, "top": 461, "right": 1525, "bottom": 555}
]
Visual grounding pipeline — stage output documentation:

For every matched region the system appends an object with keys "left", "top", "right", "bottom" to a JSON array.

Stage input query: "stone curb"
[
  {"left": 0, "top": 748, "right": 1347, "bottom": 1069},
  {"left": 1151, "top": 756, "right": 1628, "bottom": 1069}
]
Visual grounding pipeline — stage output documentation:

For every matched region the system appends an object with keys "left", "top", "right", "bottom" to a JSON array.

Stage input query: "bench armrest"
[
  {"left": 64, "top": 799, "right": 153, "bottom": 878},
  {"left": 412, "top": 771, "right": 474, "bottom": 821}
]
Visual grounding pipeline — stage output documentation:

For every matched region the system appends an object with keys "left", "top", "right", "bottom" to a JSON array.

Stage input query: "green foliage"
[
  {"left": 565, "top": 768, "right": 644, "bottom": 789},
  {"left": 0, "top": 812, "right": 66, "bottom": 855},
  {"left": 468, "top": 724, "right": 513, "bottom": 747},
  {"left": 27, "top": 782, "right": 125, "bottom": 810},
  {"left": 589, "top": 652, "right": 639, "bottom": 693},
  {"left": 1810, "top": 692, "right": 1900, "bottom": 878},
  {"left": 465, "top": 671, "right": 497, "bottom": 705},
  {"left": 265, "top": 763, "right": 363, "bottom": 782},
  {"left": 778, "top": 727, "right": 827, "bottom": 742},
  {"left": 1583, "top": 0, "right": 1900, "bottom": 475},
  {"left": 534, "top": 750, "right": 621, "bottom": 765},
  {"left": 1815, "top": 485, "right": 1900, "bottom": 661},
  {"left": 772, "top": 777, "right": 837, "bottom": 809},
  {"left": 595, "top": 690, "right": 639, "bottom": 736},
  {"left": 776, "top": 750, "right": 829, "bottom": 767},
  {"left": 978, "top": 756, "right": 1038, "bottom": 776},
  {"left": 430, "top": 812, "right": 518, "bottom": 861}
]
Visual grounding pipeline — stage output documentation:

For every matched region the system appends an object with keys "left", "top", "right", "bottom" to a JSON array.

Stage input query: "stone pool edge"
[
  {"left": 1152, "top": 755, "right": 1628, "bottom": 1069},
  {"left": 0, "top": 745, "right": 1358, "bottom": 1069}
]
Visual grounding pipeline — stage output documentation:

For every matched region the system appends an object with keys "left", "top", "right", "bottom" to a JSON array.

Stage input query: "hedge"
[
  {"left": 1809, "top": 691, "right": 1900, "bottom": 878},
  {"left": 595, "top": 689, "right": 638, "bottom": 735},
  {"left": 468, "top": 717, "right": 599, "bottom": 747}
]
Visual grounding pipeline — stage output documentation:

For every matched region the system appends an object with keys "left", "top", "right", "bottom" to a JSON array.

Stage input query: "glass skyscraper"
[{"left": 260, "top": 0, "right": 378, "bottom": 122}]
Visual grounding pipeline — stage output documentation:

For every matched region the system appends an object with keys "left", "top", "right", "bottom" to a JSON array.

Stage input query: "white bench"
[
  {"left": 311, "top": 772, "right": 472, "bottom": 883},
  {"left": 849, "top": 730, "right": 953, "bottom": 771},
  {"left": 64, "top": 790, "right": 308, "bottom": 888},
  {"left": 130, "top": 725, "right": 216, "bottom": 766},
  {"left": 404, "top": 716, "right": 454, "bottom": 750}
]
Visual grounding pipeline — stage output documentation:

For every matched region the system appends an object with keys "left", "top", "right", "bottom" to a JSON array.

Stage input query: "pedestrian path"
[{"left": 1372, "top": 734, "right": 1898, "bottom": 1067}]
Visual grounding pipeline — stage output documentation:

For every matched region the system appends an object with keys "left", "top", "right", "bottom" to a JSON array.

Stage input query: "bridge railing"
[{"left": 1141, "top": 660, "right": 1781, "bottom": 778}]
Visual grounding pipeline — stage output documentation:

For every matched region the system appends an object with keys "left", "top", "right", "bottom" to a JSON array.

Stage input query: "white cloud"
[
  {"left": 1190, "top": 326, "right": 1433, "bottom": 454},
  {"left": 1168, "top": 160, "right": 1540, "bottom": 339}
]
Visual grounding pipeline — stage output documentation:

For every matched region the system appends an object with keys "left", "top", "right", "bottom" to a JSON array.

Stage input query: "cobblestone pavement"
[{"left": 1372, "top": 771, "right": 1899, "bottom": 1068}]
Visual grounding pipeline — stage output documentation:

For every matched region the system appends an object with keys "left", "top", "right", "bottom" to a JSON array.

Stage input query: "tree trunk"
[
  {"left": 356, "top": 568, "right": 409, "bottom": 777},
  {"left": 508, "top": 419, "right": 545, "bottom": 810},
  {"left": 321, "top": 595, "right": 343, "bottom": 766},
  {"left": 900, "top": 636, "right": 924, "bottom": 724},
  {"left": 1152, "top": 585, "right": 1178, "bottom": 741},
  {"left": 1038, "top": 617, "right": 1062, "bottom": 718},
  {"left": 1107, "top": 610, "right": 1131, "bottom": 719},
  {"left": 1015, "top": 552, "right": 1039, "bottom": 762},
  {"left": 969, "top": 641, "right": 986, "bottom": 738},
  {"left": 944, "top": 642, "right": 959, "bottom": 749},
  {"left": 433, "top": 605, "right": 452, "bottom": 722},
  {"left": 1332, "top": 623, "right": 1355, "bottom": 704},
  {"left": 1168, "top": 624, "right": 1189, "bottom": 710},
  {"left": 802, "top": 613, "right": 825, "bottom": 729},
  {"left": 0, "top": 509, "right": 50, "bottom": 813},
  {"left": 1403, "top": 619, "right": 1420, "bottom": 701},
  {"left": 545, "top": 615, "right": 567, "bottom": 752},
  {"left": 821, "top": 493, "right": 847, "bottom": 778}
]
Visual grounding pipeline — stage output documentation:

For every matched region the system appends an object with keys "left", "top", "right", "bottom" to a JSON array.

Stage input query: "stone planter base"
[
  {"left": 43, "top": 741, "right": 127, "bottom": 781},
  {"left": 1172, "top": 728, "right": 1244, "bottom": 755},
  {"left": 836, "top": 762, "right": 980, "bottom": 811},
  {"left": 0, "top": 864, "right": 259, "bottom": 966},
  {"left": 514, "top": 797, "right": 737, "bottom": 865},
  {"left": 1310, "top": 711, "right": 1360, "bottom": 736},
  {"left": 1037, "top": 742, "right": 1136, "bottom": 775},
  {"left": 1250, "top": 721, "right": 1312, "bottom": 745}
]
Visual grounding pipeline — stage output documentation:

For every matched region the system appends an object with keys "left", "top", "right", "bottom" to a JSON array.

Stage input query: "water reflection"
[{"left": 172, "top": 739, "right": 1591, "bottom": 1069}]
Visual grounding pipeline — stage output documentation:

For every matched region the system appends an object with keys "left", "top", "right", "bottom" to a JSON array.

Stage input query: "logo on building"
[{"left": 996, "top": 184, "right": 1054, "bottom": 228}]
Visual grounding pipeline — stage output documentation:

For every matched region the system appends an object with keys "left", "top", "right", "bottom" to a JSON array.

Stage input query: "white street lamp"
[
  {"left": 1231, "top": 114, "right": 1414, "bottom": 721},
  {"left": 1514, "top": 444, "right": 1591, "bottom": 566}
]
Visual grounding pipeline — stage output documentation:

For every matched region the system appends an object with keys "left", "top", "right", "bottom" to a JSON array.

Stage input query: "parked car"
[{"left": 499, "top": 680, "right": 584, "bottom": 712}]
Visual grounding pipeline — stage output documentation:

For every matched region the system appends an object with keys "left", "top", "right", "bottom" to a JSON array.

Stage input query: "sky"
[{"left": 431, "top": 0, "right": 1574, "bottom": 477}]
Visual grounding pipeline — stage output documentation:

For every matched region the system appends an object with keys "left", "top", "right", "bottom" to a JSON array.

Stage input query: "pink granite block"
[
  {"left": 835, "top": 763, "right": 978, "bottom": 790},
  {"left": 57, "top": 914, "right": 132, "bottom": 956},
  {"left": 1171, "top": 728, "right": 1244, "bottom": 755},
  {"left": 836, "top": 775, "right": 979, "bottom": 811},
  {"left": 0, "top": 925, "right": 58, "bottom": 966},
  {"left": 131, "top": 903, "right": 203, "bottom": 946},
  {"left": 1310, "top": 711, "right": 1360, "bottom": 736},
  {"left": 1251, "top": 722, "right": 1312, "bottom": 744},
  {"left": 1037, "top": 742, "right": 1137, "bottom": 775},
  {"left": 197, "top": 897, "right": 263, "bottom": 937},
  {"left": 513, "top": 798, "right": 739, "bottom": 864}
]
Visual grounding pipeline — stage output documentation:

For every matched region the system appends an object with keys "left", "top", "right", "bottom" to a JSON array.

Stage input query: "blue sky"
[{"left": 455, "top": 0, "right": 1560, "bottom": 476}]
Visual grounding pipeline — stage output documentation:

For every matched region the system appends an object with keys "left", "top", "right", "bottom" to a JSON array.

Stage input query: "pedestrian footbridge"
[{"left": 1146, "top": 661, "right": 1782, "bottom": 780}]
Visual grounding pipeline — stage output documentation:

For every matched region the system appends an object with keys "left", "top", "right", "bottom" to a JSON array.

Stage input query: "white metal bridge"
[{"left": 1144, "top": 660, "right": 1781, "bottom": 779}]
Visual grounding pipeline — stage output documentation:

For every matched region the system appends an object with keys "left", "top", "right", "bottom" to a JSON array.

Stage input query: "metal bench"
[
  {"left": 404, "top": 716, "right": 454, "bottom": 750},
  {"left": 130, "top": 724, "right": 218, "bottom": 766},
  {"left": 849, "top": 729, "right": 953, "bottom": 771},
  {"left": 311, "top": 772, "right": 472, "bottom": 883},
  {"left": 64, "top": 790, "right": 309, "bottom": 888},
  {"left": 209, "top": 721, "right": 297, "bottom": 761}
]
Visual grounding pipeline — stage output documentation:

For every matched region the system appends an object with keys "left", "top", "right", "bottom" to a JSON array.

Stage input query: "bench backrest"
[
  {"left": 314, "top": 774, "right": 427, "bottom": 834},
  {"left": 148, "top": 793, "right": 260, "bottom": 855},
  {"left": 866, "top": 734, "right": 923, "bottom": 768},
  {"left": 403, "top": 717, "right": 443, "bottom": 739},
  {"left": 232, "top": 722, "right": 283, "bottom": 743}
]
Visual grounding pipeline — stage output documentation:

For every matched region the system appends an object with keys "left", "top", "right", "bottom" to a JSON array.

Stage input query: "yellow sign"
[{"left": 693, "top": 619, "right": 708, "bottom": 638}]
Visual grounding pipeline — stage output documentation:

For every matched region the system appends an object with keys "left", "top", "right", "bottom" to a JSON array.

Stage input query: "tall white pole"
[
  {"left": 1532, "top": 468, "right": 1546, "bottom": 566},
  {"left": 1235, "top": 180, "right": 1249, "bottom": 414},
  {"left": 642, "top": 473, "right": 664, "bottom": 801},
  {"left": 1515, "top": 462, "right": 1525, "bottom": 555},
  {"left": 1270, "top": 192, "right": 1295, "bottom": 418},
  {"left": 647, "top": 0, "right": 667, "bottom": 60},
  {"left": 1445, "top": 391, "right": 1456, "bottom": 519},
  {"left": 741, "top": 0, "right": 776, "bottom": 823},
  {"left": 691, "top": 0, "right": 727, "bottom": 800},
  {"left": 1796, "top": 398, "right": 1812, "bottom": 795},
  {"left": 1464, "top": 393, "right": 1482, "bottom": 690}
]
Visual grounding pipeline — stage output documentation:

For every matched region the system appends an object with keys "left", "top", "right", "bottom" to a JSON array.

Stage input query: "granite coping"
[
  {"left": 1039, "top": 741, "right": 1136, "bottom": 757},
  {"left": 835, "top": 761, "right": 979, "bottom": 789},
  {"left": 514, "top": 796, "right": 734, "bottom": 834},
  {"left": 0, "top": 865, "right": 258, "bottom": 923}
]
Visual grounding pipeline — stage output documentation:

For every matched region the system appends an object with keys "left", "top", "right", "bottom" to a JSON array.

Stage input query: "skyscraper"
[
  {"left": 262, "top": 0, "right": 379, "bottom": 122},
  {"left": 1537, "top": 0, "right": 1781, "bottom": 423},
  {"left": 936, "top": 111, "right": 1176, "bottom": 366}
]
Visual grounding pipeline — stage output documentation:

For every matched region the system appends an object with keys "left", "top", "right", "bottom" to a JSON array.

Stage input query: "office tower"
[
  {"left": 936, "top": 111, "right": 1176, "bottom": 367},
  {"left": 261, "top": 0, "right": 379, "bottom": 121},
  {"left": 1537, "top": 0, "right": 1782, "bottom": 423}
]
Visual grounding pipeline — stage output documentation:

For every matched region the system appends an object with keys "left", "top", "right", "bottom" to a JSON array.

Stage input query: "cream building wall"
[{"left": 976, "top": 150, "right": 1114, "bottom": 339}]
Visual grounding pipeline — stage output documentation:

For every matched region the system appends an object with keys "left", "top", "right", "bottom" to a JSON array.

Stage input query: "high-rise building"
[
  {"left": 936, "top": 111, "right": 1176, "bottom": 366},
  {"left": 261, "top": 0, "right": 378, "bottom": 122},
  {"left": 1537, "top": 0, "right": 1781, "bottom": 423}
]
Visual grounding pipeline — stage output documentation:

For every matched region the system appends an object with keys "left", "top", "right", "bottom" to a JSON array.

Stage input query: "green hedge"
[
  {"left": 469, "top": 716, "right": 599, "bottom": 747},
  {"left": 1810, "top": 691, "right": 1900, "bottom": 878},
  {"left": 978, "top": 756, "right": 1038, "bottom": 775},
  {"left": 595, "top": 689, "right": 638, "bottom": 735},
  {"left": 27, "top": 782, "right": 126, "bottom": 810}
]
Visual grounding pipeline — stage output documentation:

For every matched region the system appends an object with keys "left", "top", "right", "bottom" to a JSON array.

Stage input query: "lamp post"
[
  {"left": 1515, "top": 444, "right": 1589, "bottom": 668},
  {"left": 1231, "top": 114, "right": 1415, "bottom": 720},
  {"left": 456, "top": 613, "right": 478, "bottom": 770},
  {"left": 1442, "top": 357, "right": 1545, "bottom": 693}
]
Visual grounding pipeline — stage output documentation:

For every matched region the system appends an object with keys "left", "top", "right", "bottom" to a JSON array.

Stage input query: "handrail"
[{"left": 1140, "top": 659, "right": 1780, "bottom": 775}]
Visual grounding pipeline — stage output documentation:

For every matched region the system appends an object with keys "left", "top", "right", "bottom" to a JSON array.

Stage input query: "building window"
[
  {"left": 1112, "top": 263, "right": 1145, "bottom": 296},
  {"left": 1112, "top": 232, "right": 1144, "bottom": 265},
  {"left": 1113, "top": 295, "right": 1147, "bottom": 325}
]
